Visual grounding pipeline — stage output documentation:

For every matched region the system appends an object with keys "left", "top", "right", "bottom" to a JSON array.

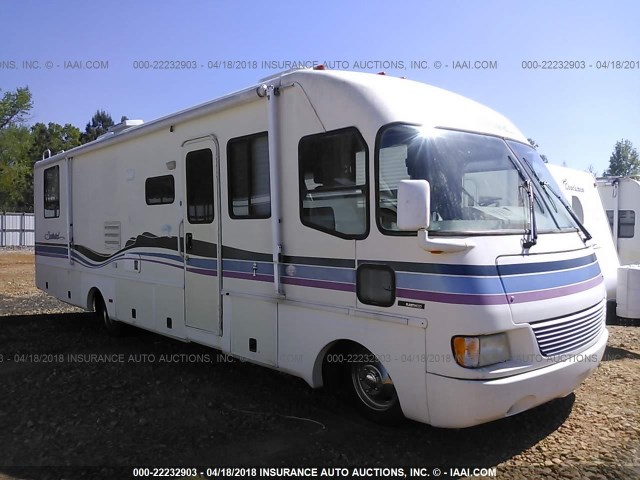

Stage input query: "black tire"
[
  {"left": 94, "top": 294, "right": 124, "bottom": 337},
  {"left": 348, "top": 347, "right": 402, "bottom": 423}
]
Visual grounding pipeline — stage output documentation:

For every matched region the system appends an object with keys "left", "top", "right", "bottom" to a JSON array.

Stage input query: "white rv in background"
[
  {"left": 597, "top": 176, "right": 640, "bottom": 319},
  {"left": 597, "top": 177, "right": 640, "bottom": 266},
  {"left": 34, "top": 68, "right": 608, "bottom": 428},
  {"left": 547, "top": 166, "right": 640, "bottom": 319},
  {"left": 547, "top": 164, "right": 619, "bottom": 300}
]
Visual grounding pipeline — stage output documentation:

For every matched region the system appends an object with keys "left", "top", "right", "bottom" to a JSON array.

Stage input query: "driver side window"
[{"left": 298, "top": 128, "right": 368, "bottom": 239}]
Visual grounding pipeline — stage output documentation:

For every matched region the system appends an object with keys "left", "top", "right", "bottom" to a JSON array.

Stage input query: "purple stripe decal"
[
  {"left": 223, "top": 271, "right": 274, "bottom": 283},
  {"left": 510, "top": 275, "right": 603, "bottom": 303},
  {"left": 282, "top": 276, "right": 356, "bottom": 293}
]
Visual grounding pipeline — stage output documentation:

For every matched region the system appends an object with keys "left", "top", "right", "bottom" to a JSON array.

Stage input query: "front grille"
[{"left": 530, "top": 302, "right": 605, "bottom": 357}]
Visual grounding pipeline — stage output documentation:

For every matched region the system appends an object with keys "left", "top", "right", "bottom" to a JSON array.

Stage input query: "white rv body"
[
  {"left": 547, "top": 164, "right": 619, "bottom": 300},
  {"left": 597, "top": 177, "right": 640, "bottom": 266},
  {"left": 34, "top": 69, "right": 607, "bottom": 428},
  {"left": 597, "top": 176, "right": 640, "bottom": 319}
]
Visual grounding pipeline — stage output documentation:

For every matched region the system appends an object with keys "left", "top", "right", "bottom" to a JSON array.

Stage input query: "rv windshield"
[
  {"left": 506, "top": 140, "right": 577, "bottom": 231},
  {"left": 377, "top": 125, "right": 575, "bottom": 235}
]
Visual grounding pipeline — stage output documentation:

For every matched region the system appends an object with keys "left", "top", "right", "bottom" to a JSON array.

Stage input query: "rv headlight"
[{"left": 452, "top": 333, "right": 510, "bottom": 368}]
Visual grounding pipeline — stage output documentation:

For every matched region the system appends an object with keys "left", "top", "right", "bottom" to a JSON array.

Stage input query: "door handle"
[
  {"left": 186, "top": 233, "right": 193, "bottom": 251},
  {"left": 177, "top": 219, "right": 184, "bottom": 257}
]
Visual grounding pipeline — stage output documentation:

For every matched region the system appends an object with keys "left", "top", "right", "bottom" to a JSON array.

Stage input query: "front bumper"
[{"left": 425, "top": 327, "right": 608, "bottom": 428}]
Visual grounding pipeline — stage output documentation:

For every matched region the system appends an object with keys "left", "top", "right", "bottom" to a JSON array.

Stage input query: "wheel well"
[
  {"left": 87, "top": 287, "right": 103, "bottom": 311},
  {"left": 318, "top": 339, "right": 366, "bottom": 389}
]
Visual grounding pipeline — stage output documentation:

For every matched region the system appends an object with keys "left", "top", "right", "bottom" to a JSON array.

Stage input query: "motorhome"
[
  {"left": 597, "top": 176, "right": 640, "bottom": 266},
  {"left": 547, "top": 166, "right": 640, "bottom": 320},
  {"left": 34, "top": 68, "right": 608, "bottom": 428},
  {"left": 597, "top": 176, "right": 640, "bottom": 319},
  {"left": 546, "top": 164, "right": 619, "bottom": 300}
]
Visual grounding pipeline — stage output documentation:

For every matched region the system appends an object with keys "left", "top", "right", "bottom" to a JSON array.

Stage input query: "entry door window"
[{"left": 186, "top": 149, "right": 214, "bottom": 224}]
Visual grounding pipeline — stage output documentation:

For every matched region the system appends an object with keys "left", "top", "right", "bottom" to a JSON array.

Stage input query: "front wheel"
[{"left": 349, "top": 348, "right": 402, "bottom": 423}]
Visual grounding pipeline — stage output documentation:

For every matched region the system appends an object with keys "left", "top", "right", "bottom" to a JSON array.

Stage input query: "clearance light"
[{"left": 452, "top": 333, "right": 510, "bottom": 368}]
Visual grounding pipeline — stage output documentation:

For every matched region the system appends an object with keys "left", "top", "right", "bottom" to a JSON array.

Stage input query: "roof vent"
[{"left": 107, "top": 119, "right": 144, "bottom": 134}]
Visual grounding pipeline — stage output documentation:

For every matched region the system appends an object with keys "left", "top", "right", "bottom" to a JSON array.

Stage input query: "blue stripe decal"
[
  {"left": 396, "top": 272, "right": 505, "bottom": 295},
  {"left": 139, "top": 251, "right": 183, "bottom": 263},
  {"left": 500, "top": 262, "right": 601, "bottom": 294},
  {"left": 35, "top": 241, "right": 602, "bottom": 305},
  {"left": 223, "top": 259, "right": 274, "bottom": 275},
  {"left": 186, "top": 257, "right": 217, "bottom": 270},
  {"left": 282, "top": 263, "right": 355, "bottom": 284}
]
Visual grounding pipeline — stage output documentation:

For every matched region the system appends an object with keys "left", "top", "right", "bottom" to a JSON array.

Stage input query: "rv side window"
[
  {"left": 298, "top": 128, "right": 368, "bottom": 239},
  {"left": 44, "top": 166, "right": 60, "bottom": 218},
  {"left": 145, "top": 175, "right": 175, "bottom": 205},
  {"left": 227, "top": 132, "right": 270, "bottom": 218},
  {"left": 357, "top": 264, "right": 396, "bottom": 307},
  {"left": 186, "top": 148, "right": 214, "bottom": 224},
  {"left": 571, "top": 196, "right": 584, "bottom": 223},
  {"left": 607, "top": 210, "right": 635, "bottom": 238}
]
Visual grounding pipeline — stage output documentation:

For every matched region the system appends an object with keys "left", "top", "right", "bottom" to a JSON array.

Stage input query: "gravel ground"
[{"left": 0, "top": 250, "right": 638, "bottom": 480}]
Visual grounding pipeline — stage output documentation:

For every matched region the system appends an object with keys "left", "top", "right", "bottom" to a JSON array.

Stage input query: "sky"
[{"left": 1, "top": 0, "right": 638, "bottom": 175}]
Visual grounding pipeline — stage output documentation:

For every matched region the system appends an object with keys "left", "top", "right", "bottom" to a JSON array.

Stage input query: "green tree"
[
  {"left": 0, "top": 87, "right": 33, "bottom": 130},
  {"left": 0, "top": 87, "right": 33, "bottom": 211},
  {"left": 30, "top": 122, "right": 82, "bottom": 158},
  {"left": 81, "top": 109, "right": 114, "bottom": 143},
  {"left": 0, "top": 127, "right": 32, "bottom": 210},
  {"left": 527, "top": 137, "right": 549, "bottom": 163},
  {"left": 604, "top": 139, "right": 639, "bottom": 177}
]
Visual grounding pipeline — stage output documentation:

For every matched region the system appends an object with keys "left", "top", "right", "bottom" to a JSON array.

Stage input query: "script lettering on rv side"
[
  {"left": 562, "top": 179, "right": 585, "bottom": 193},
  {"left": 44, "top": 231, "right": 65, "bottom": 240}
]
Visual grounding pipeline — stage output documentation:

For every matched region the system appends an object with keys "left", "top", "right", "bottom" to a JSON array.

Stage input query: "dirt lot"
[{"left": 0, "top": 251, "right": 638, "bottom": 480}]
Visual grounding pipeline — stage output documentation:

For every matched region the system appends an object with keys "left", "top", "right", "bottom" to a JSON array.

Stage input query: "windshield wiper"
[
  {"left": 540, "top": 181, "right": 592, "bottom": 243},
  {"left": 512, "top": 150, "right": 592, "bottom": 244},
  {"left": 521, "top": 179, "right": 538, "bottom": 249},
  {"left": 538, "top": 181, "right": 558, "bottom": 213}
]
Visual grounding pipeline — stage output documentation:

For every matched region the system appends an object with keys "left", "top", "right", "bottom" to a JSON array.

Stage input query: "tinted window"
[
  {"left": 357, "top": 264, "right": 396, "bottom": 307},
  {"left": 44, "top": 166, "right": 60, "bottom": 218},
  {"left": 299, "top": 128, "right": 368, "bottom": 239},
  {"left": 186, "top": 149, "right": 214, "bottom": 224},
  {"left": 227, "top": 133, "right": 270, "bottom": 218},
  {"left": 145, "top": 175, "right": 175, "bottom": 205}
]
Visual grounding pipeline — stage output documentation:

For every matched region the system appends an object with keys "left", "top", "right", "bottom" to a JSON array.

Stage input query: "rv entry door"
[{"left": 182, "top": 136, "right": 222, "bottom": 335}]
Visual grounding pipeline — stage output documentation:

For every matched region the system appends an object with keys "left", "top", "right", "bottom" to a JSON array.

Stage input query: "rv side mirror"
[{"left": 397, "top": 179, "right": 431, "bottom": 231}]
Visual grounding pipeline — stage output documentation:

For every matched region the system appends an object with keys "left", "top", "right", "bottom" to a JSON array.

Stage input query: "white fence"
[{"left": 0, "top": 213, "right": 35, "bottom": 247}]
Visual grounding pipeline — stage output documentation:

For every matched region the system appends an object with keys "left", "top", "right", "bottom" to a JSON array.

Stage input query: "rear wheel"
[
  {"left": 348, "top": 347, "right": 402, "bottom": 423},
  {"left": 94, "top": 294, "right": 124, "bottom": 336}
]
